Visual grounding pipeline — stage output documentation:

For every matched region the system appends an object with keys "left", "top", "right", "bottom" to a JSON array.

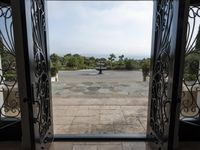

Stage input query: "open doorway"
[
  {"left": 1, "top": 0, "right": 198, "bottom": 149},
  {"left": 47, "top": 1, "right": 153, "bottom": 135}
]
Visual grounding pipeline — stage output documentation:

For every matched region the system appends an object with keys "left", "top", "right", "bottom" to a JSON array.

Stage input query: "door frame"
[
  {"left": 12, "top": 0, "right": 54, "bottom": 149},
  {"left": 147, "top": 0, "right": 189, "bottom": 150},
  {"left": 6, "top": 0, "right": 193, "bottom": 149}
]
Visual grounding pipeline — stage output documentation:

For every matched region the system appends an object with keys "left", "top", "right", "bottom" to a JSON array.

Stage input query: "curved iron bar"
[
  {"left": 0, "top": 4, "right": 20, "bottom": 126},
  {"left": 180, "top": 6, "right": 200, "bottom": 120},
  {"left": 150, "top": 0, "right": 173, "bottom": 142},
  {"left": 31, "top": 0, "right": 51, "bottom": 142},
  {"left": 0, "top": 6, "right": 14, "bottom": 56}
]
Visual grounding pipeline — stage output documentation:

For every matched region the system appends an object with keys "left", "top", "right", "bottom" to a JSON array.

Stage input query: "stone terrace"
[{"left": 52, "top": 70, "right": 149, "bottom": 134}]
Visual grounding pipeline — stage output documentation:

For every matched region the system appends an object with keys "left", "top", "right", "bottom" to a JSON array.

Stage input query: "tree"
[
  {"left": 0, "top": 40, "right": 17, "bottom": 81},
  {"left": 108, "top": 53, "right": 116, "bottom": 69},
  {"left": 65, "top": 55, "right": 85, "bottom": 69},
  {"left": 117, "top": 54, "right": 125, "bottom": 69},
  {"left": 141, "top": 58, "right": 150, "bottom": 81},
  {"left": 118, "top": 54, "right": 124, "bottom": 61},
  {"left": 124, "top": 59, "right": 134, "bottom": 70},
  {"left": 50, "top": 53, "right": 60, "bottom": 63},
  {"left": 184, "top": 26, "right": 200, "bottom": 81},
  {"left": 62, "top": 54, "right": 70, "bottom": 68},
  {"left": 108, "top": 53, "right": 116, "bottom": 62},
  {"left": 61, "top": 53, "right": 72, "bottom": 66},
  {"left": 73, "top": 54, "right": 80, "bottom": 57},
  {"left": 65, "top": 53, "right": 72, "bottom": 57},
  {"left": 76, "top": 56, "right": 85, "bottom": 69},
  {"left": 89, "top": 57, "right": 96, "bottom": 67},
  {"left": 67, "top": 56, "right": 78, "bottom": 69},
  {"left": 50, "top": 53, "right": 62, "bottom": 69},
  {"left": 83, "top": 57, "right": 96, "bottom": 69}
]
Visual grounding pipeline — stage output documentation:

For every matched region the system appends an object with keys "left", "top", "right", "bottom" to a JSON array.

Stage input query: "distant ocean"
[{"left": 53, "top": 53, "right": 150, "bottom": 59}]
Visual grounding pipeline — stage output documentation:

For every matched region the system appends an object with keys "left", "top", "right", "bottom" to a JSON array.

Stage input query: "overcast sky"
[{"left": 47, "top": 1, "right": 153, "bottom": 58}]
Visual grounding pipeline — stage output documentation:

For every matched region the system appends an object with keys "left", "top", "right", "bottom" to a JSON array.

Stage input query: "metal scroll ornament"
[
  {"left": 181, "top": 6, "right": 200, "bottom": 119},
  {"left": 150, "top": 0, "right": 173, "bottom": 141},
  {"left": 0, "top": 4, "right": 20, "bottom": 126},
  {"left": 31, "top": 0, "right": 51, "bottom": 141}
]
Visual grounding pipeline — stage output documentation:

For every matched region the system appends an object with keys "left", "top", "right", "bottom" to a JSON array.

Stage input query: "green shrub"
[
  {"left": 183, "top": 53, "right": 199, "bottom": 81},
  {"left": 124, "top": 60, "right": 137, "bottom": 70},
  {"left": 184, "top": 74, "right": 196, "bottom": 81},
  {"left": 4, "top": 73, "right": 16, "bottom": 81},
  {"left": 141, "top": 59, "right": 150, "bottom": 81},
  {"left": 51, "top": 67, "right": 58, "bottom": 77}
]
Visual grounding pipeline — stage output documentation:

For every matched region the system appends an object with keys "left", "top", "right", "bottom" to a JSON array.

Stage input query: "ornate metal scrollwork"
[
  {"left": 31, "top": 0, "right": 51, "bottom": 141},
  {"left": 0, "top": 4, "right": 20, "bottom": 127},
  {"left": 150, "top": 0, "right": 173, "bottom": 141},
  {"left": 180, "top": 6, "right": 200, "bottom": 119}
]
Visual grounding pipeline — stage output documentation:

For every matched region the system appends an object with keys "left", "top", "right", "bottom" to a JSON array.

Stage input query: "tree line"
[
  {"left": 50, "top": 53, "right": 150, "bottom": 70},
  {"left": 50, "top": 53, "right": 151, "bottom": 81}
]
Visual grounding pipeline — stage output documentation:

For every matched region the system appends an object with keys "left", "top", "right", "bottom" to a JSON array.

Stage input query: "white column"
[
  {"left": 197, "top": 61, "right": 200, "bottom": 110},
  {"left": 0, "top": 54, "right": 3, "bottom": 118}
]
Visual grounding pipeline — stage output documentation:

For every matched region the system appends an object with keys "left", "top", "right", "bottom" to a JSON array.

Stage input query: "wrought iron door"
[
  {"left": 179, "top": 0, "right": 200, "bottom": 141},
  {"left": 11, "top": 0, "right": 53, "bottom": 149},
  {"left": 0, "top": 0, "right": 21, "bottom": 141},
  {"left": 147, "top": 0, "right": 189, "bottom": 149}
]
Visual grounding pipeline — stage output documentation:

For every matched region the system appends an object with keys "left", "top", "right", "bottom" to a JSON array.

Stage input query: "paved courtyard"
[{"left": 52, "top": 70, "right": 149, "bottom": 134}]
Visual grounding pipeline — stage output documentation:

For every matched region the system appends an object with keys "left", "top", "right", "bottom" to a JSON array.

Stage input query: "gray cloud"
[{"left": 47, "top": 1, "right": 153, "bottom": 58}]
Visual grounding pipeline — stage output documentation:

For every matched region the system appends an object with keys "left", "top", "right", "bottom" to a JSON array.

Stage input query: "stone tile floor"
[
  {"left": 50, "top": 142, "right": 200, "bottom": 150},
  {"left": 50, "top": 142, "right": 147, "bottom": 150},
  {"left": 53, "top": 98, "right": 148, "bottom": 134},
  {"left": 1, "top": 141, "right": 200, "bottom": 150},
  {"left": 52, "top": 71, "right": 149, "bottom": 134}
]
